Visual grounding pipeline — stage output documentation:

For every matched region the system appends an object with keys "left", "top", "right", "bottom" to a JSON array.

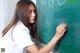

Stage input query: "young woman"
[{"left": 1, "top": 0, "right": 67, "bottom": 53}]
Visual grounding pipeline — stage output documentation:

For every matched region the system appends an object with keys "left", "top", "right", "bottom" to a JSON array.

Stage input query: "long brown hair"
[{"left": 2, "top": 0, "right": 37, "bottom": 39}]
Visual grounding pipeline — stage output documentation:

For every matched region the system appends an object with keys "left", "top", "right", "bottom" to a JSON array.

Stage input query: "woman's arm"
[{"left": 26, "top": 23, "right": 67, "bottom": 53}]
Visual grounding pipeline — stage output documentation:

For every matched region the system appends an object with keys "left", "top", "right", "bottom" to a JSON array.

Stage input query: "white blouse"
[{"left": 1, "top": 21, "right": 34, "bottom": 53}]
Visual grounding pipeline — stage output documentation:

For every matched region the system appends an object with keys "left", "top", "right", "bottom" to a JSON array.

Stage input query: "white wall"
[
  {"left": 0, "top": 0, "right": 19, "bottom": 38},
  {"left": 0, "top": 0, "right": 5, "bottom": 39},
  {"left": 32, "top": 0, "right": 36, "bottom": 4},
  {"left": 5, "top": 0, "right": 19, "bottom": 26}
]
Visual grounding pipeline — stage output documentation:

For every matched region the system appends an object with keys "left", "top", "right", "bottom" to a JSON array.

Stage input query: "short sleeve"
[{"left": 13, "top": 28, "right": 34, "bottom": 49}]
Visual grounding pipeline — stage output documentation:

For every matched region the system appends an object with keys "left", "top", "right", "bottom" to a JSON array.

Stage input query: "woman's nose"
[{"left": 32, "top": 11, "right": 35, "bottom": 17}]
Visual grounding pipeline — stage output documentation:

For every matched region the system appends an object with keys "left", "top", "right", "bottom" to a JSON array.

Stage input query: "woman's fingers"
[
  {"left": 57, "top": 23, "right": 67, "bottom": 31},
  {"left": 62, "top": 29, "right": 67, "bottom": 34},
  {"left": 60, "top": 27, "right": 65, "bottom": 34},
  {"left": 56, "top": 23, "right": 67, "bottom": 36}
]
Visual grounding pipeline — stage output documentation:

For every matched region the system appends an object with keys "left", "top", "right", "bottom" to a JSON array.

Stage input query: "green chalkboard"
[{"left": 37, "top": 0, "right": 80, "bottom": 53}]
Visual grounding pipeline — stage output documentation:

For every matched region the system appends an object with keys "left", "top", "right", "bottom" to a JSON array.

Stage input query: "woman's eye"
[
  {"left": 34, "top": 10, "right": 36, "bottom": 13},
  {"left": 29, "top": 10, "right": 36, "bottom": 14},
  {"left": 29, "top": 10, "right": 32, "bottom": 13},
  {"left": 33, "top": 10, "right": 36, "bottom": 14}
]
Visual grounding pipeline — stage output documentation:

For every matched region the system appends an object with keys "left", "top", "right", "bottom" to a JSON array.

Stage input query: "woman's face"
[{"left": 28, "top": 4, "right": 36, "bottom": 24}]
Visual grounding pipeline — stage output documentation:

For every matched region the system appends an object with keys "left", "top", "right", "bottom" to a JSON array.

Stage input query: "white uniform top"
[{"left": 1, "top": 21, "right": 34, "bottom": 53}]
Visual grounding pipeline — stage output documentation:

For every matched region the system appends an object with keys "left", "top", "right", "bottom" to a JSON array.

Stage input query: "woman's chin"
[{"left": 30, "top": 21, "right": 35, "bottom": 23}]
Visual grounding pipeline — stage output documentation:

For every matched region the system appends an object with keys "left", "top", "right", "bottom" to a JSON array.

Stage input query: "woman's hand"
[{"left": 55, "top": 23, "right": 67, "bottom": 39}]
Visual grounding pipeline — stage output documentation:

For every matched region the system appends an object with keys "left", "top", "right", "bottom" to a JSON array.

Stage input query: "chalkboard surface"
[{"left": 37, "top": 0, "right": 80, "bottom": 53}]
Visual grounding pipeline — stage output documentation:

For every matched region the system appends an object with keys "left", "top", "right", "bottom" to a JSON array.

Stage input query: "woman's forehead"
[{"left": 28, "top": 5, "right": 35, "bottom": 10}]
